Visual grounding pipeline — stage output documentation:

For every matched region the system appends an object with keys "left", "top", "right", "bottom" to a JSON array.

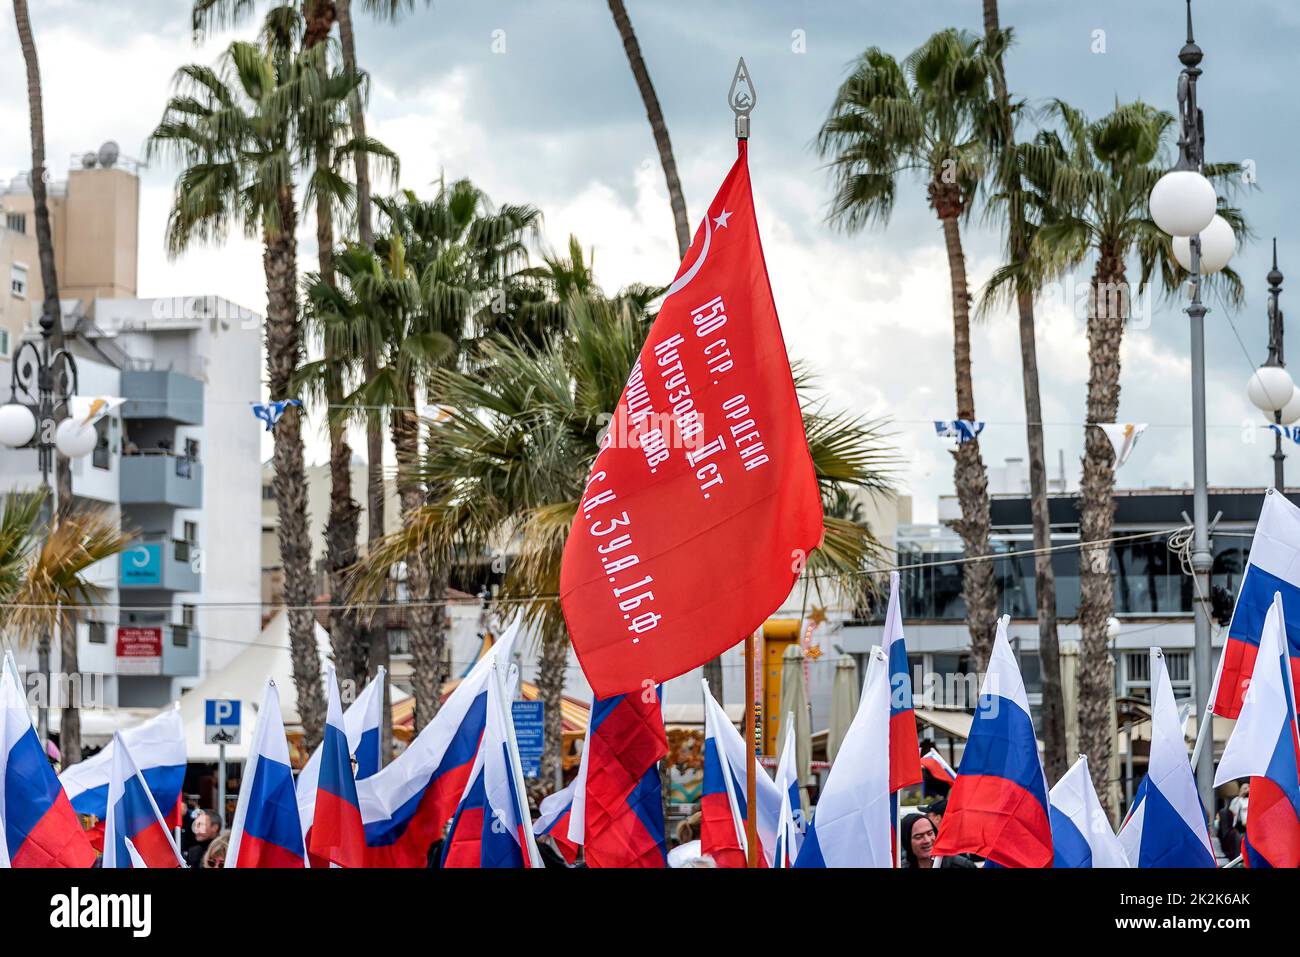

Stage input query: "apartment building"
[
  {"left": 0, "top": 143, "right": 140, "bottom": 354},
  {"left": 0, "top": 150, "right": 260, "bottom": 708}
]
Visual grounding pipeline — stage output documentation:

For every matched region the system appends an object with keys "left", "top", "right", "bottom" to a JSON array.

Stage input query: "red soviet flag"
[{"left": 560, "top": 141, "right": 823, "bottom": 697}]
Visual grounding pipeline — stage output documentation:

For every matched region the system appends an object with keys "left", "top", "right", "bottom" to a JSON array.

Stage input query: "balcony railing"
[{"left": 119, "top": 452, "right": 202, "bottom": 508}]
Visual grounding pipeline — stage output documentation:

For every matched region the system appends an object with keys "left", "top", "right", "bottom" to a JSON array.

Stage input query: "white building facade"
[{"left": 0, "top": 295, "right": 262, "bottom": 708}]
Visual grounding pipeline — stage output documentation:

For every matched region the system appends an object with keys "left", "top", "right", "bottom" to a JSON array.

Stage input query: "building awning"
[{"left": 914, "top": 707, "right": 973, "bottom": 740}]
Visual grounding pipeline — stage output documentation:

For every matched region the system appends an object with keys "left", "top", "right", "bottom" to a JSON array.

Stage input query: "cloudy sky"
[{"left": 1, "top": 0, "right": 1295, "bottom": 523}]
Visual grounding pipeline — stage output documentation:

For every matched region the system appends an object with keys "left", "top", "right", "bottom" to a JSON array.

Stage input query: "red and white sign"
[
  {"left": 560, "top": 142, "right": 824, "bottom": 697},
  {"left": 116, "top": 626, "right": 163, "bottom": 675}
]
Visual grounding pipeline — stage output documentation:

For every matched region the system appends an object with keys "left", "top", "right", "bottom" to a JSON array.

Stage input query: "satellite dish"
[
  {"left": 97, "top": 140, "right": 120, "bottom": 169},
  {"left": 82, "top": 152, "right": 97, "bottom": 169}
]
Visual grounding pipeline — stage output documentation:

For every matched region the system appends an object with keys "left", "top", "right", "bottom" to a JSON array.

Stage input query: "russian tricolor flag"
[
  {"left": 700, "top": 679, "right": 781, "bottom": 867},
  {"left": 1213, "top": 489, "right": 1300, "bottom": 720},
  {"left": 773, "top": 710, "right": 804, "bottom": 867},
  {"left": 533, "top": 778, "right": 579, "bottom": 864},
  {"left": 0, "top": 654, "right": 95, "bottom": 868},
  {"left": 1117, "top": 648, "right": 1216, "bottom": 868},
  {"left": 882, "top": 572, "right": 922, "bottom": 792},
  {"left": 296, "top": 666, "right": 385, "bottom": 862},
  {"left": 932, "top": 616, "right": 1053, "bottom": 867},
  {"left": 61, "top": 707, "right": 186, "bottom": 830},
  {"left": 1215, "top": 591, "right": 1300, "bottom": 868},
  {"left": 1049, "top": 755, "right": 1129, "bottom": 868},
  {"left": 226, "top": 679, "right": 306, "bottom": 868},
  {"left": 795, "top": 646, "right": 893, "bottom": 868},
  {"left": 357, "top": 619, "right": 519, "bottom": 867},
  {"left": 921, "top": 748, "right": 957, "bottom": 789},
  {"left": 442, "top": 658, "right": 541, "bottom": 868},
  {"left": 103, "top": 732, "right": 184, "bottom": 868},
  {"left": 307, "top": 666, "right": 367, "bottom": 868},
  {"left": 566, "top": 685, "right": 668, "bottom": 868}
]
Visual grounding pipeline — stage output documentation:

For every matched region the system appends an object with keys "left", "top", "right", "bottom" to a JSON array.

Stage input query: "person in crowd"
[
  {"left": 179, "top": 795, "right": 202, "bottom": 855},
  {"left": 1215, "top": 799, "right": 1241, "bottom": 861},
  {"left": 184, "top": 809, "right": 222, "bottom": 869},
  {"left": 901, "top": 812, "right": 975, "bottom": 869},
  {"left": 1230, "top": 781, "right": 1249, "bottom": 836},
  {"left": 199, "top": 832, "right": 229, "bottom": 869},
  {"left": 921, "top": 797, "right": 946, "bottom": 834},
  {"left": 667, "top": 811, "right": 702, "bottom": 868}
]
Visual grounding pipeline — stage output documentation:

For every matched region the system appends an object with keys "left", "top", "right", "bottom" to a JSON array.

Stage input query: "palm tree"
[
  {"left": 0, "top": 492, "right": 132, "bottom": 765},
  {"left": 327, "top": 183, "right": 538, "bottom": 733},
  {"left": 13, "top": 0, "right": 83, "bottom": 760},
  {"left": 606, "top": 0, "right": 690, "bottom": 259},
  {"left": 817, "top": 30, "right": 1000, "bottom": 670},
  {"left": 333, "top": 2, "right": 431, "bottom": 755},
  {"left": 978, "top": 3, "right": 1067, "bottom": 784},
  {"left": 148, "top": 37, "right": 362, "bottom": 749},
  {"left": 193, "top": 0, "right": 427, "bottom": 764},
  {"left": 286, "top": 22, "right": 397, "bottom": 694},
  {"left": 352, "top": 274, "right": 897, "bottom": 789},
  {"left": 1016, "top": 100, "right": 1246, "bottom": 809}
]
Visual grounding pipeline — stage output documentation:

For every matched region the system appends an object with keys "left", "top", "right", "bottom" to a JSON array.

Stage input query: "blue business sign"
[
  {"left": 120, "top": 542, "right": 162, "bottom": 586},
  {"left": 511, "top": 700, "right": 545, "bottom": 778}
]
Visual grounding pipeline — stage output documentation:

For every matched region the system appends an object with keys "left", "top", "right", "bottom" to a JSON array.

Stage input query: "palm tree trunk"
[
  {"left": 606, "top": 0, "right": 690, "bottom": 260},
  {"left": 538, "top": 628, "right": 567, "bottom": 788},
  {"left": 982, "top": 0, "right": 1066, "bottom": 783},
  {"left": 1078, "top": 256, "right": 1125, "bottom": 817},
  {"left": 935, "top": 200, "right": 998, "bottom": 669},
  {"left": 314, "top": 142, "right": 365, "bottom": 691},
  {"left": 266, "top": 191, "right": 326, "bottom": 749},
  {"left": 392, "top": 391, "right": 443, "bottom": 732},
  {"left": 365, "top": 368, "right": 390, "bottom": 755},
  {"left": 337, "top": 0, "right": 391, "bottom": 760},
  {"left": 12, "top": 0, "right": 59, "bottom": 348},
  {"left": 337, "top": 0, "right": 372, "bottom": 251},
  {"left": 15, "top": 0, "right": 79, "bottom": 763}
]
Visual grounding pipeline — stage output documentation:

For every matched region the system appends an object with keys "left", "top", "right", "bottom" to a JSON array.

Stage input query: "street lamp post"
[
  {"left": 1247, "top": 240, "right": 1299, "bottom": 489},
  {"left": 0, "top": 308, "right": 89, "bottom": 747},
  {"left": 1148, "top": 0, "right": 1227, "bottom": 811}
]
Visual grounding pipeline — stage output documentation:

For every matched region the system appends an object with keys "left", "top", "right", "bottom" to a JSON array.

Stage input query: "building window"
[
  {"left": 172, "top": 624, "right": 190, "bottom": 648},
  {"left": 10, "top": 264, "right": 27, "bottom": 298},
  {"left": 1123, "top": 650, "right": 1193, "bottom": 702},
  {"left": 87, "top": 621, "right": 106, "bottom": 645},
  {"left": 92, "top": 418, "right": 110, "bottom": 470},
  {"left": 182, "top": 604, "right": 196, "bottom": 629},
  {"left": 262, "top": 484, "right": 276, "bottom": 501},
  {"left": 1164, "top": 650, "right": 1193, "bottom": 700},
  {"left": 0, "top": 329, "right": 9, "bottom": 358},
  {"left": 183, "top": 521, "right": 198, "bottom": 544},
  {"left": 5, "top": 213, "right": 26, "bottom": 234}
]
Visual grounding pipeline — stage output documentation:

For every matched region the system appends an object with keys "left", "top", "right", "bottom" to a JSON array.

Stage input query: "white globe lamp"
[
  {"left": 1248, "top": 365, "right": 1297, "bottom": 416},
  {"left": 1105, "top": 616, "right": 1121, "bottom": 641},
  {"left": 1281, "top": 385, "right": 1300, "bottom": 426},
  {"left": 54, "top": 418, "right": 97, "bottom": 459},
  {"left": 1149, "top": 169, "right": 1217, "bottom": 237},
  {"left": 1172, "top": 214, "right": 1235, "bottom": 275},
  {"left": 0, "top": 403, "right": 37, "bottom": 448}
]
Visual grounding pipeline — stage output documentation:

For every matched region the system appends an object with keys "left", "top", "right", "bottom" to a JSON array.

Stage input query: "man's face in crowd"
[{"left": 193, "top": 811, "right": 219, "bottom": 841}]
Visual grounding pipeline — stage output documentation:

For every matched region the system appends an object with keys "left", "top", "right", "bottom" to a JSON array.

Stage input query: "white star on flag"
[{"left": 712, "top": 209, "right": 732, "bottom": 228}]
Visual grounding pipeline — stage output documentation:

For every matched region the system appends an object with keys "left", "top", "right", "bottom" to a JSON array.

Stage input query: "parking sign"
[{"left": 205, "top": 698, "right": 241, "bottom": 746}]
